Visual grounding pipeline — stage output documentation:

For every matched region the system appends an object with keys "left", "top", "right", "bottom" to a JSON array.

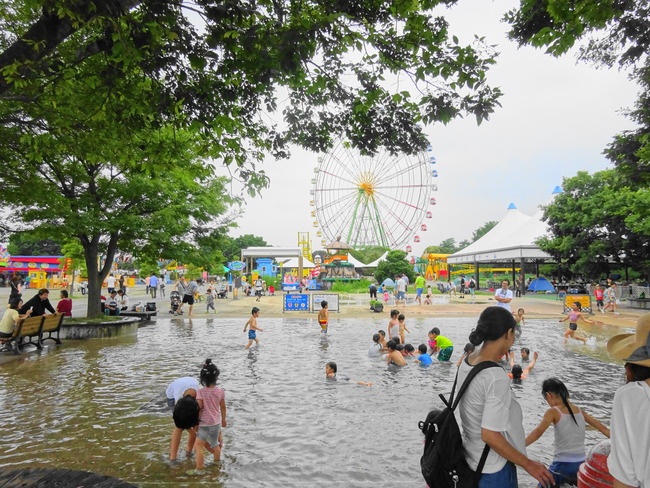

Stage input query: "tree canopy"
[
  {"left": 374, "top": 250, "right": 415, "bottom": 284},
  {"left": 0, "top": 0, "right": 504, "bottom": 316},
  {"left": 222, "top": 234, "right": 269, "bottom": 263},
  {"left": 537, "top": 170, "right": 650, "bottom": 279}
]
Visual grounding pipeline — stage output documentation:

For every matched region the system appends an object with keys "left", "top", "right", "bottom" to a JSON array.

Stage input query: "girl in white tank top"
[{"left": 525, "top": 378, "right": 610, "bottom": 486}]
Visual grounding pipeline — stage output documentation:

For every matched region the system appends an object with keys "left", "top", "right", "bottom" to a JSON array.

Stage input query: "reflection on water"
[{"left": 0, "top": 316, "right": 626, "bottom": 487}]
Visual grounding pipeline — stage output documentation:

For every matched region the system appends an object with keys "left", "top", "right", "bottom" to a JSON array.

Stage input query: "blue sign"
[
  {"left": 284, "top": 294, "right": 309, "bottom": 311},
  {"left": 229, "top": 261, "right": 246, "bottom": 271}
]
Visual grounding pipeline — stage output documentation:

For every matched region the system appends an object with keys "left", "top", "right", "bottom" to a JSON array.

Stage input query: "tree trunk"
[
  {"left": 83, "top": 240, "right": 103, "bottom": 318},
  {"left": 82, "top": 232, "right": 120, "bottom": 318}
]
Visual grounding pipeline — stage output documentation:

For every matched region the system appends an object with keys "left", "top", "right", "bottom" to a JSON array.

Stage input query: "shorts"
[
  {"left": 437, "top": 346, "right": 453, "bottom": 361},
  {"left": 396, "top": 291, "right": 405, "bottom": 300},
  {"left": 182, "top": 294, "right": 195, "bottom": 305},
  {"left": 197, "top": 424, "right": 222, "bottom": 449},
  {"left": 416, "top": 288, "right": 423, "bottom": 297},
  {"left": 248, "top": 330, "right": 257, "bottom": 340},
  {"left": 0, "top": 330, "right": 13, "bottom": 339},
  {"left": 569, "top": 323, "right": 578, "bottom": 331},
  {"left": 166, "top": 397, "right": 175, "bottom": 408},
  {"left": 480, "top": 461, "right": 517, "bottom": 488},
  {"left": 319, "top": 320, "right": 328, "bottom": 332},
  {"left": 542, "top": 460, "right": 583, "bottom": 487},
  {"left": 596, "top": 299, "right": 604, "bottom": 307}
]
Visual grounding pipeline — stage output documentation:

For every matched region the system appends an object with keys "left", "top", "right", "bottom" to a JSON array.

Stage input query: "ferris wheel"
[{"left": 311, "top": 142, "right": 438, "bottom": 249}]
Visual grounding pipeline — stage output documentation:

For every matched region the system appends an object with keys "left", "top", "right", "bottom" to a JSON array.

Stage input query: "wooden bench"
[
  {"left": 3, "top": 316, "right": 44, "bottom": 354},
  {"left": 40, "top": 313, "right": 64, "bottom": 346}
]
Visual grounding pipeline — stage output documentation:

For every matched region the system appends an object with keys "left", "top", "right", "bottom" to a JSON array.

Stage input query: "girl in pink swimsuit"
[{"left": 559, "top": 302, "right": 594, "bottom": 344}]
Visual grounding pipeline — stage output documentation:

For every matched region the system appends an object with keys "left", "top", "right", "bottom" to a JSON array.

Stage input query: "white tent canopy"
[
  {"left": 347, "top": 251, "right": 389, "bottom": 268},
  {"left": 278, "top": 257, "right": 316, "bottom": 268},
  {"left": 447, "top": 187, "right": 561, "bottom": 264}
]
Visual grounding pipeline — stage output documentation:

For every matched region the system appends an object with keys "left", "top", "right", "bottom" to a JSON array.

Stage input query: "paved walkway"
[{"left": 5, "top": 286, "right": 643, "bottom": 331}]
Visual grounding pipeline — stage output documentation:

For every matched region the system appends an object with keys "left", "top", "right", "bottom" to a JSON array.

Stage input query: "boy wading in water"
[
  {"left": 243, "top": 307, "right": 263, "bottom": 349},
  {"left": 318, "top": 300, "right": 329, "bottom": 333}
]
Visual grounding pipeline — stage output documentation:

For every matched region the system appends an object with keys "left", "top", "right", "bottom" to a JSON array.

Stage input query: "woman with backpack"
[{"left": 458, "top": 306, "right": 555, "bottom": 488}]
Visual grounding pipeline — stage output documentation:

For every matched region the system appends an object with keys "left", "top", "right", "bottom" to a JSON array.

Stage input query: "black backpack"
[{"left": 420, "top": 361, "right": 500, "bottom": 488}]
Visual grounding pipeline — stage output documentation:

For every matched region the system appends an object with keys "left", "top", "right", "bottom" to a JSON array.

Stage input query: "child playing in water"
[
  {"left": 513, "top": 308, "right": 525, "bottom": 336},
  {"left": 243, "top": 307, "right": 263, "bottom": 349},
  {"left": 560, "top": 302, "right": 594, "bottom": 344},
  {"left": 509, "top": 351, "right": 538, "bottom": 380},
  {"left": 383, "top": 289, "right": 390, "bottom": 305},
  {"left": 520, "top": 347, "right": 530, "bottom": 361},
  {"left": 397, "top": 313, "right": 410, "bottom": 344},
  {"left": 325, "top": 362, "right": 372, "bottom": 386},
  {"left": 428, "top": 327, "right": 454, "bottom": 361},
  {"left": 385, "top": 339, "right": 406, "bottom": 366},
  {"left": 387, "top": 309, "right": 400, "bottom": 342},
  {"left": 167, "top": 376, "right": 200, "bottom": 465},
  {"left": 526, "top": 378, "right": 610, "bottom": 487},
  {"left": 594, "top": 285, "right": 604, "bottom": 313},
  {"left": 205, "top": 289, "right": 216, "bottom": 314},
  {"left": 187, "top": 359, "right": 226, "bottom": 475},
  {"left": 415, "top": 344, "right": 433, "bottom": 365},
  {"left": 456, "top": 342, "right": 476, "bottom": 367},
  {"left": 403, "top": 344, "right": 416, "bottom": 356},
  {"left": 368, "top": 333, "right": 382, "bottom": 356},
  {"left": 377, "top": 330, "right": 387, "bottom": 351},
  {"left": 317, "top": 300, "right": 329, "bottom": 334},
  {"left": 423, "top": 294, "right": 432, "bottom": 305}
]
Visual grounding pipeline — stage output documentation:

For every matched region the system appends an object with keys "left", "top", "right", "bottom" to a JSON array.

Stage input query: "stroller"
[{"left": 169, "top": 291, "right": 183, "bottom": 314}]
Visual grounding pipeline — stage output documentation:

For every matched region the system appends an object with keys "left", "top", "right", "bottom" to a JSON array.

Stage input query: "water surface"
[{"left": 0, "top": 316, "right": 627, "bottom": 487}]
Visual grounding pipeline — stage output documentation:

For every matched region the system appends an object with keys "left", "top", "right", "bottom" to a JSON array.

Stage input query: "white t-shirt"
[
  {"left": 367, "top": 343, "right": 382, "bottom": 356},
  {"left": 457, "top": 358, "right": 526, "bottom": 473},
  {"left": 396, "top": 278, "right": 406, "bottom": 292},
  {"left": 494, "top": 288, "right": 513, "bottom": 311},
  {"left": 106, "top": 276, "right": 116, "bottom": 288},
  {"left": 165, "top": 377, "right": 200, "bottom": 402},
  {"left": 608, "top": 380, "right": 650, "bottom": 487}
]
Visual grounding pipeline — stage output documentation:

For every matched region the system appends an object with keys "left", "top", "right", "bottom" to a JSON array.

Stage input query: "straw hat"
[{"left": 607, "top": 313, "right": 650, "bottom": 367}]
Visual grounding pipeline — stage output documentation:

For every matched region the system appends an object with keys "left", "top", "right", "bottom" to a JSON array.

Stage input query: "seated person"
[
  {"left": 0, "top": 298, "right": 31, "bottom": 344},
  {"left": 368, "top": 334, "right": 382, "bottom": 357},
  {"left": 509, "top": 351, "right": 539, "bottom": 380},
  {"left": 117, "top": 289, "right": 129, "bottom": 311},
  {"left": 56, "top": 290, "right": 73, "bottom": 317},
  {"left": 385, "top": 340, "right": 406, "bottom": 366},
  {"left": 19, "top": 288, "right": 56, "bottom": 317},
  {"left": 415, "top": 344, "right": 433, "bottom": 365},
  {"left": 104, "top": 291, "right": 120, "bottom": 316}
]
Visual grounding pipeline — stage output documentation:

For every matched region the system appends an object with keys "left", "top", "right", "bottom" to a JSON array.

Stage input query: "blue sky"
[{"left": 228, "top": 0, "right": 637, "bottom": 256}]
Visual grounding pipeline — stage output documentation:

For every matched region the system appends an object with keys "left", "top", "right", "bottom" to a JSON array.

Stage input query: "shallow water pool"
[{"left": 0, "top": 315, "right": 627, "bottom": 487}]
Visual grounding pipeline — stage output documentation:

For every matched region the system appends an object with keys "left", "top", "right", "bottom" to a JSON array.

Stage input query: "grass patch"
[
  {"left": 330, "top": 279, "right": 372, "bottom": 294},
  {"left": 64, "top": 316, "right": 124, "bottom": 324}
]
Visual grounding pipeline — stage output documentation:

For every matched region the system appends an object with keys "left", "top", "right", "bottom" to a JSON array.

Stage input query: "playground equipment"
[
  {"left": 297, "top": 232, "right": 312, "bottom": 262},
  {"left": 312, "top": 141, "right": 436, "bottom": 249}
]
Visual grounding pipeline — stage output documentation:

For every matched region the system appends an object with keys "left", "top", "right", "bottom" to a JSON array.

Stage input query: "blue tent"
[
  {"left": 381, "top": 278, "right": 396, "bottom": 289},
  {"left": 527, "top": 277, "right": 555, "bottom": 293}
]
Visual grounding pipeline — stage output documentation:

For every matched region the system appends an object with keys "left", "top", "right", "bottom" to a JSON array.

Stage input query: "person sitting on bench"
[
  {"left": 19, "top": 289, "right": 55, "bottom": 317},
  {"left": 104, "top": 291, "right": 121, "bottom": 316}
]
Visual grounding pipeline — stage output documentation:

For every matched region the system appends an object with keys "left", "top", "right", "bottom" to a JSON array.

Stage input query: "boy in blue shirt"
[{"left": 415, "top": 344, "right": 433, "bottom": 365}]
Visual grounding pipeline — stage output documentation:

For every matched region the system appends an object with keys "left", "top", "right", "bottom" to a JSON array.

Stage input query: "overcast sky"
[{"left": 226, "top": 0, "right": 637, "bottom": 257}]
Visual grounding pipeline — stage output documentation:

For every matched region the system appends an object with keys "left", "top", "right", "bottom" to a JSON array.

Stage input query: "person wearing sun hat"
[{"left": 606, "top": 313, "right": 650, "bottom": 488}]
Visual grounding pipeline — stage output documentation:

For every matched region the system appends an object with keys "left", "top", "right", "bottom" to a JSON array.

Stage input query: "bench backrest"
[
  {"left": 41, "top": 314, "right": 64, "bottom": 333},
  {"left": 17, "top": 316, "right": 44, "bottom": 336}
]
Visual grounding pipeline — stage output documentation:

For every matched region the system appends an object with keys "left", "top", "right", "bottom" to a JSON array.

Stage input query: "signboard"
[
  {"left": 283, "top": 294, "right": 309, "bottom": 312},
  {"left": 311, "top": 293, "right": 339, "bottom": 313},
  {"left": 564, "top": 294, "right": 592, "bottom": 314},
  {"left": 229, "top": 261, "right": 246, "bottom": 271}
]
